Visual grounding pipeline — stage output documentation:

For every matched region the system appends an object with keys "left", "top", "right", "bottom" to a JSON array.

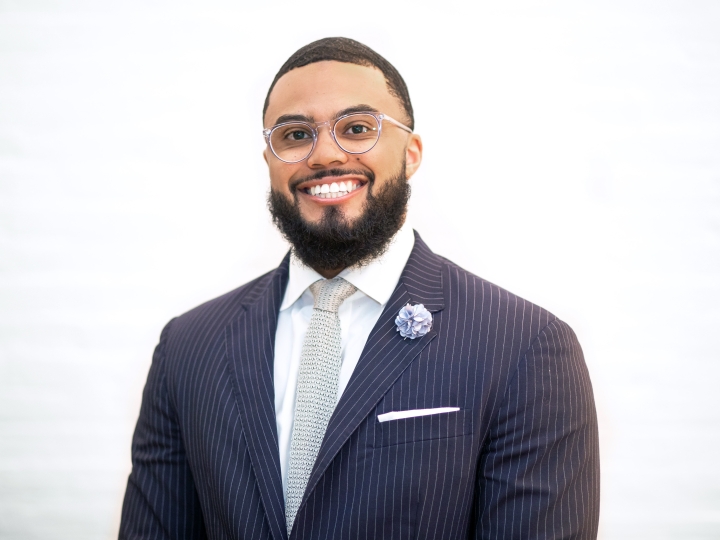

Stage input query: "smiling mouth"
[{"left": 301, "top": 179, "right": 366, "bottom": 199}]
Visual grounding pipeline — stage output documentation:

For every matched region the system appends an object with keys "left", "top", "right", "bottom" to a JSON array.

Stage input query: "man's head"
[{"left": 263, "top": 38, "right": 422, "bottom": 275}]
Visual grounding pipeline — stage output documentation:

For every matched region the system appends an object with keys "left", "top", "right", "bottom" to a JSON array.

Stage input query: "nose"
[{"left": 306, "top": 124, "right": 348, "bottom": 168}]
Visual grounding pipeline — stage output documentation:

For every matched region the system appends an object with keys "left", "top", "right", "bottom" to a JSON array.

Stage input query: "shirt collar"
[{"left": 279, "top": 220, "right": 415, "bottom": 311}]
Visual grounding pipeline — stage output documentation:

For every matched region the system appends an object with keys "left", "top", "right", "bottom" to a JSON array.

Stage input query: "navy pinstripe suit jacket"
[{"left": 120, "top": 233, "right": 600, "bottom": 540}]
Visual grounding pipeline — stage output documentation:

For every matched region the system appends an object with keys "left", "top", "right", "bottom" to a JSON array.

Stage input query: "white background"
[{"left": 1, "top": 1, "right": 719, "bottom": 538}]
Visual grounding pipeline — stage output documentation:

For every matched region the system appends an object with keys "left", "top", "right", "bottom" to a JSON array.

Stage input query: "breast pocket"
[{"left": 372, "top": 408, "right": 472, "bottom": 448}]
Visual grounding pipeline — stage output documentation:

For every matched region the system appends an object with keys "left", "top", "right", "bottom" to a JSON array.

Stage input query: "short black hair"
[{"left": 263, "top": 37, "right": 414, "bottom": 130}]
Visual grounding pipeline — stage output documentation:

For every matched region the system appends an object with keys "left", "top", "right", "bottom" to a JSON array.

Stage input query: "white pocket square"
[{"left": 377, "top": 407, "right": 460, "bottom": 423}]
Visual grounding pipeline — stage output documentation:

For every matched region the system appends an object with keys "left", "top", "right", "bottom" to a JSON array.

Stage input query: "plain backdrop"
[{"left": 1, "top": 1, "right": 719, "bottom": 538}]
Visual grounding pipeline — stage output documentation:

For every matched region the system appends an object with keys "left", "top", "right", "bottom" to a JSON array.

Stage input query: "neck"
[{"left": 315, "top": 266, "right": 344, "bottom": 279}]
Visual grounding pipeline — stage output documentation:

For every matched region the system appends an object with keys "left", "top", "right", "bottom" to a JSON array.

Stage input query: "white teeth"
[{"left": 307, "top": 181, "right": 363, "bottom": 197}]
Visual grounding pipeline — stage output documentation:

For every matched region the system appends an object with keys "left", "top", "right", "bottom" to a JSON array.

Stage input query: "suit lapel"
[
  {"left": 225, "top": 256, "right": 290, "bottom": 540},
  {"left": 296, "top": 233, "right": 446, "bottom": 521}
]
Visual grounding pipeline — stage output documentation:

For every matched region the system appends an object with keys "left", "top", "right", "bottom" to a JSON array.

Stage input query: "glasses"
[{"left": 263, "top": 112, "right": 413, "bottom": 164}]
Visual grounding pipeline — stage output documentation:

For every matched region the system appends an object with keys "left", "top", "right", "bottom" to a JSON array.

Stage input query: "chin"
[{"left": 302, "top": 201, "right": 361, "bottom": 225}]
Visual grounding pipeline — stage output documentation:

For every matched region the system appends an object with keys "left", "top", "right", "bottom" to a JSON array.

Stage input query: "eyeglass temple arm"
[{"left": 381, "top": 114, "right": 413, "bottom": 133}]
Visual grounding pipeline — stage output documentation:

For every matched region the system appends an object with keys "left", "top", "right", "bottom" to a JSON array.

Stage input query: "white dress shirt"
[{"left": 273, "top": 220, "right": 415, "bottom": 498}]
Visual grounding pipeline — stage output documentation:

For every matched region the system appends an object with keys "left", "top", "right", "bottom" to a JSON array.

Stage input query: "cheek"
[{"left": 268, "top": 164, "right": 296, "bottom": 193}]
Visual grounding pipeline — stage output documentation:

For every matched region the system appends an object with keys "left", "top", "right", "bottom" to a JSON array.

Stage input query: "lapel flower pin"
[{"left": 395, "top": 303, "right": 432, "bottom": 339}]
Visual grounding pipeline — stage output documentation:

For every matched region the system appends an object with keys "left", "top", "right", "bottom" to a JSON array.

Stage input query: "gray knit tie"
[{"left": 285, "top": 277, "right": 357, "bottom": 534}]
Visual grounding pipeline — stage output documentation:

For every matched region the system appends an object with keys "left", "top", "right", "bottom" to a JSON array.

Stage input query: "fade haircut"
[{"left": 263, "top": 37, "right": 414, "bottom": 130}]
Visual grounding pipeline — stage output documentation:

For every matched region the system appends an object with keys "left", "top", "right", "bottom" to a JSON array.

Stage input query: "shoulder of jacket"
[
  {"left": 164, "top": 266, "right": 281, "bottom": 341},
  {"left": 436, "top": 254, "right": 559, "bottom": 327}
]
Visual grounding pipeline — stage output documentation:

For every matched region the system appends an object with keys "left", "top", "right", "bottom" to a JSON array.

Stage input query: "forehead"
[{"left": 264, "top": 61, "right": 401, "bottom": 126}]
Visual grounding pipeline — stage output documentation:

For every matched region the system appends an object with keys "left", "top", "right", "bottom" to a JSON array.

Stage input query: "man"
[{"left": 120, "top": 37, "right": 600, "bottom": 539}]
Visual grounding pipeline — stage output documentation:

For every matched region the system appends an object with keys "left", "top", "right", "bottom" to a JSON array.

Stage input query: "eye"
[
  {"left": 285, "top": 130, "right": 311, "bottom": 141},
  {"left": 344, "top": 123, "right": 373, "bottom": 135},
  {"left": 334, "top": 114, "right": 380, "bottom": 140}
]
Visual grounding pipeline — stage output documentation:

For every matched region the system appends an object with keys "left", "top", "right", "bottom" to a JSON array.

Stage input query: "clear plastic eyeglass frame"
[{"left": 262, "top": 112, "right": 413, "bottom": 164}]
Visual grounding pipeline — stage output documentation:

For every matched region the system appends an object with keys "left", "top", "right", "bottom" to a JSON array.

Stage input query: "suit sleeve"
[
  {"left": 119, "top": 320, "right": 207, "bottom": 540},
  {"left": 475, "top": 319, "right": 600, "bottom": 539}
]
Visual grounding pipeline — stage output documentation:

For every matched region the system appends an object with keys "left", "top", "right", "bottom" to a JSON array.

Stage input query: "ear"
[
  {"left": 404, "top": 133, "right": 423, "bottom": 179},
  {"left": 263, "top": 147, "right": 269, "bottom": 166}
]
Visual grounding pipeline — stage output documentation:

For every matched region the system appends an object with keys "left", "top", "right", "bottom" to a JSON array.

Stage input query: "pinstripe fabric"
[{"left": 120, "top": 232, "right": 600, "bottom": 540}]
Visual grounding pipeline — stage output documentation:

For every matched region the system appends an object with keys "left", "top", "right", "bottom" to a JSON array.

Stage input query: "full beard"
[{"left": 267, "top": 165, "right": 411, "bottom": 273}]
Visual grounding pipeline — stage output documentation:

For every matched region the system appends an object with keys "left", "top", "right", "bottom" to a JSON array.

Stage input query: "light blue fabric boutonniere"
[{"left": 395, "top": 303, "right": 433, "bottom": 339}]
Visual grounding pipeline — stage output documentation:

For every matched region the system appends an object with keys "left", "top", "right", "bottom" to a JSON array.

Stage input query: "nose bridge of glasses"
[
  {"left": 315, "top": 119, "right": 333, "bottom": 130},
  {"left": 304, "top": 119, "right": 346, "bottom": 163},
  {"left": 313, "top": 119, "right": 341, "bottom": 145},
  {"left": 313, "top": 120, "right": 339, "bottom": 148}
]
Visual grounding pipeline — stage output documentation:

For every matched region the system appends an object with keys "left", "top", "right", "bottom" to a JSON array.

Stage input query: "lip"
[{"left": 296, "top": 175, "right": 368, "bottom": 205}]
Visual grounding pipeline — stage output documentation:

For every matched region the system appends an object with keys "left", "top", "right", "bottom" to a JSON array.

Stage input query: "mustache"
[{"left": 289, "top": 168, "right": 375, "bottom": 192}]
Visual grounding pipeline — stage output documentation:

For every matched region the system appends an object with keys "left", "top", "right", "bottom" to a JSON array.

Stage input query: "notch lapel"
[
  {"left": 225, "top": 256, "right": 290, "bottom": 540},
  {"left": 294, "top": 233, "right": 445, "bottom": 523}
]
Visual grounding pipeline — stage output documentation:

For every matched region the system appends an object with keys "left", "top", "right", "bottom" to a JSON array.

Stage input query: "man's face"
[{"left": 263, "top": 61, "right": 422, "bottom": 226}]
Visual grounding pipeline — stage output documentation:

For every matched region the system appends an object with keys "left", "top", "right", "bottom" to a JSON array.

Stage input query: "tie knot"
[{"left": 309, "top": 277, "right": 357, "bottom": 313}]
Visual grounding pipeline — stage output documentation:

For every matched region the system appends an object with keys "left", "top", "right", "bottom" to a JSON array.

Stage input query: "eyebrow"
[
  {"left": 336, "top": 104, "right": 380, "bottom": 117},
  {"left": 272, "top": 104, "right": 380, "bottom": 126},
  {"left": 274, "top": 113, "right": 314, "bottom": 124}
]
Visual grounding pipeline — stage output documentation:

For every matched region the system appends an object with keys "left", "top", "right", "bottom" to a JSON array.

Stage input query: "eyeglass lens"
[{"left": 269, "top": 113, "right": 380, "bottom": 163}]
